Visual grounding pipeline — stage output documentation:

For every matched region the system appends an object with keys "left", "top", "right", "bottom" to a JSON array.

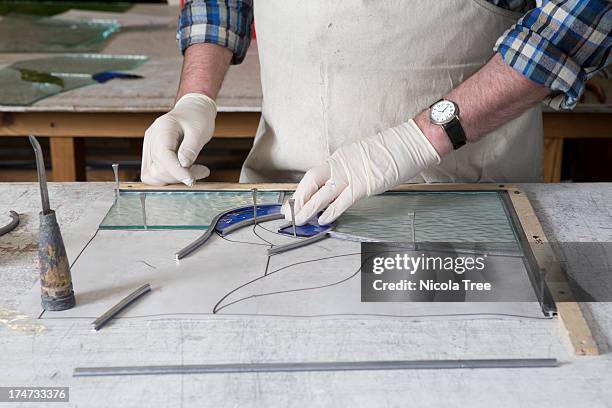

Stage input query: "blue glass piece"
[
  {"left": 277, "top": 218, "right": 332, "bottom": 237},
  {"left": 92, "top": 71, "right": 144, "bottom": 83},
  {"left": 215, "top": 204, "right": 282, "bottom": 233}
]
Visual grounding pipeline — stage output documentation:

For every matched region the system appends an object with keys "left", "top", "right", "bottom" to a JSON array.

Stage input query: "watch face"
[{"left": 430, "top": 100, "right": 457, "bottom": 124}]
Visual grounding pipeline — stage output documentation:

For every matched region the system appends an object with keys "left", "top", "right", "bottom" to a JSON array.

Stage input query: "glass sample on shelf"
[
  {"left": 100, "top": 191, "right": 283, "bottom": 230},
  {"left": 11, "top": 54, "right": 148, "bottom": 75},
  {"left": 0, "top": 15, "right": 120, "bottom": 52},
  {"left": 0, "top": 54, "right": 147, "bottom": 105},
  {"left": 0, "top": 1, "right": 133, "bottom": 17}
]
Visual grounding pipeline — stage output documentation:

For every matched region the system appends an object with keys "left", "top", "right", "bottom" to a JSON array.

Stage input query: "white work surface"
[{"left": 1, "top": 182, "right": 611, "bottom": 407}]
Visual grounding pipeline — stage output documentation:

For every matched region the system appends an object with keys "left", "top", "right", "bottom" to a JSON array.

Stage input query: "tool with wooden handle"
[{"left": 29, "top": 136, "right": 75, "bottom": 311}]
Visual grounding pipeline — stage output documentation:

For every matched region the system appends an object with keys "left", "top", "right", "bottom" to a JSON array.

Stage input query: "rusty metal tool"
[
  {"left": 92, "top": 284, "right": 151, "bottom": 331},
  {"left": 29, "top": 135, "right": 75, "bottom": 311}
]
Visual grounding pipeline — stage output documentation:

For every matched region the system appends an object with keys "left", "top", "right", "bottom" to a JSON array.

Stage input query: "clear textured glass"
[
  {"left": 100, "top": 190, "right": 518, "bottom": 248},
  {"left": 333, "top": 192, "right": 517, "bottom": 243},
  {"left": 100, "top": 191, "right": 282, "bottom": 230}
]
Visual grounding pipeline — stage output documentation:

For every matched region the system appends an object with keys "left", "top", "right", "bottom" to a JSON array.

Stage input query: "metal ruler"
[{"left": 74, "top": 358, "right": 558, "bottom": 377}]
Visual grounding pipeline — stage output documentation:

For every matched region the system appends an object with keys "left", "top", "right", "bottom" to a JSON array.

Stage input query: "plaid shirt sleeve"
[
  {"left": 495, "top": 0, "right": 612, "bottom": 110},
  {"left": 177, "top": 0, "right": 253, "bottom": 65}
]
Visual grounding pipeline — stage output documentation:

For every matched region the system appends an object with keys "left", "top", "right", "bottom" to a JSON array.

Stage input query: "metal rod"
[
  {"left": 0, "top": 210, "right": 19, "bottom": 237},
  {"left": 411, "top": 211, "right": 416, "bottom": 244},
  {"left": 288, "top": 198, "right": 297, "bottom": 237},
  {"left": 28, "top": 135, "right": 50, "bottom": 214},
  {"left": 112, "top": 163, "right": 120, "bottom": 200},
  {"left": 139, "top": 194, "right": 147, "bottom": 230},
  {"left": 252, "top": 188, "right": 258, "bottom": 225},
  {"left": 91, "top": 284, "right": 151, "bottom": 331},
  {"left": 74, "top": 358, "right": 558, "bottom": 377},
  {"left": 268, "top": 232, "right": 329, "bottom": 255}
]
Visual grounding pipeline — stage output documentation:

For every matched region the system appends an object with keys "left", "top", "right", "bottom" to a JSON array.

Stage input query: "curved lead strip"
[
  {"left": 174, "top": 204, "right": 283, "bottom": 261},
  {"left": 174, "top": 209, "right": 235, "bottom": 261},
  {"left": 0, "top": 210, "right": 19, "bottom": 237}
]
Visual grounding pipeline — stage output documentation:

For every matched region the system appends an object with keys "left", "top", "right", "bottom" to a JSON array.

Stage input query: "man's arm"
[
  {"left": 414, "top": 53, "right": 550, "bottom": 156},
  {"left": 175, "top": 0, "right": 254, "bottom": 100},
  {"left": 287, "top": 53, "right": 551, "bottom": 225},
  {"left": 176, "top": 43, "right": 233, "bottom": 101},
  {"left": 289, "top": 0, "right": 610, "bottom": 224},
  {"left": 141, "top": 0, "right": 253, "bottom": 186}
]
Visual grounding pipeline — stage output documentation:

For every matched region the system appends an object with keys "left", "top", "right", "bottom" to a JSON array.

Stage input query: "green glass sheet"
[
  {"left": 0, "top": 54, "right": 147, "bottom": 105},
  {"left": 0, "top": 15, "right": 119, "bottom": 52},
  {"left": 100, "top": 191, "right": 283, "bottom": 230}
]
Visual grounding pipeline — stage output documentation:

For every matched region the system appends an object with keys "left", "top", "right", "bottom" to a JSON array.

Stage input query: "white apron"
[{"left": 240, "top": 0, "right": 543, "bottom": 183}]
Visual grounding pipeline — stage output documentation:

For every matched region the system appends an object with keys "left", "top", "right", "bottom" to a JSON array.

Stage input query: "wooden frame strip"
[{"left": 507, "top": 186, "right": 599, "bottom": 355}]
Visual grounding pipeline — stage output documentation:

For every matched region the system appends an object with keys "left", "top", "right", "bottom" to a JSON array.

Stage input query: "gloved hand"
[
  {"left": 141, "top": 93, "right": 217, "bottom": 186},
  {"left": 285, "top": 119, "right": 441, "bottom": 225}
]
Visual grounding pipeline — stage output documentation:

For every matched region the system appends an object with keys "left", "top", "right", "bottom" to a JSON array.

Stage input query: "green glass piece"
[
  {"left": 18, "top": 68, "right": 64, "bottom": 87},
  {"left": 0, "top": 15, "right": 120, "bottom": 52},
  {"left": 100, "top": 191, "right": 282, "bottom": 230},
  {"left": 0, "top": 1, "right": 133, "bottom": 17},
  {"left": 0, "top": 54, "right": 147, "bottom": 105}
]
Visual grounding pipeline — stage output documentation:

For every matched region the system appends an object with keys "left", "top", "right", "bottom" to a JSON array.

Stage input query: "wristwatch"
[{"left": 428, "top": 99, "right": 466, "bottom": 150}]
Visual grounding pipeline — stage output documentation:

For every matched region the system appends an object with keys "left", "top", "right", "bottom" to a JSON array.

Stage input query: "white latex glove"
[
  {"left": 285, "top": 119, "right": 441, "bottom": 225},
  {"left": 141, "top": 93, "right": 217, "bottom": 186}
]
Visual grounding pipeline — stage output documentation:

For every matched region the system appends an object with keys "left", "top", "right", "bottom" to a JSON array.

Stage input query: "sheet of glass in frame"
[
  {"left": 18, "top": 188, "right": 546, "bottom": 320},
  {"left": 0, "top": 16, "right": 120, "bottom": 52},
  {"left": 0, "top": 54, "right": 147, "bottom": 105},
  {"left": 100, "top": 191, "right": 282, "bottom": 230},
  {"left": 333, "top": 191, "right": 519, "bottom": 246}
]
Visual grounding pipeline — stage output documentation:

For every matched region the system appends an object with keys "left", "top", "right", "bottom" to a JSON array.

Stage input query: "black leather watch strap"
[{"left": 442, "top": 117, "right": 466, "bottom": 150}]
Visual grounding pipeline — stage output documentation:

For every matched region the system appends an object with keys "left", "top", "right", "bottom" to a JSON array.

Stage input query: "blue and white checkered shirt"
[{"left": 178, "top": 0, "right": 611, "bottom": 110}]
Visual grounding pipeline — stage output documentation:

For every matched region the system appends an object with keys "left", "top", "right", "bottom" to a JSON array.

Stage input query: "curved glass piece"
[{"left": 216, "top": 204, "right": 282, "bottom": 234}]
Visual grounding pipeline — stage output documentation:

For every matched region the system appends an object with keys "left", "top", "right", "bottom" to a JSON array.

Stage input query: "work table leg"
[{"left": 50, "top": 137, "right": 86, "bottom": 182}]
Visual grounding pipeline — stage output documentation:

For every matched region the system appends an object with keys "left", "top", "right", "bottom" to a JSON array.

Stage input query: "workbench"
[
  {"left": 1, "top": 182, "right": 611, "bottom": 407},
  {"left": 0, "top": 4, "right": 610, "bottom": 183}
]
